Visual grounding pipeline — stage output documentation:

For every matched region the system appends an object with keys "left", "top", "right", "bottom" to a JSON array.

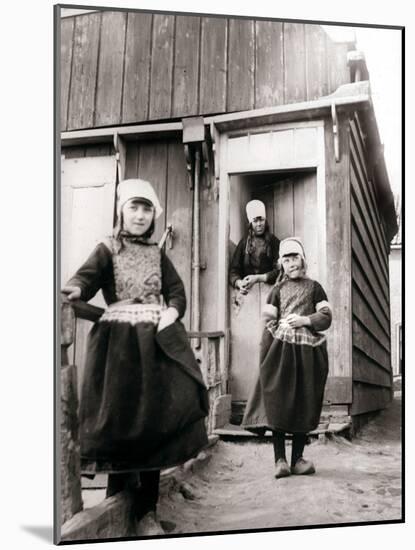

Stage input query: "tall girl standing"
[
  {"left": 62, "top": 179, "right": 209, "bottom": 535},
  {"left": 242, "top": 237, "right": 332, "bottom": 478}
]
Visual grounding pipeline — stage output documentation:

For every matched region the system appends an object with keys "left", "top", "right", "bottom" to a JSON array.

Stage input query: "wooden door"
[
  {"left": 255, "top": 171, "right": 319, "bottom": 280},
  {"left": 61, "top": 153, "right": 117, "bottom": 388},
  {"left": 229, "top": 170, "right": 318, "bottom": 404}
]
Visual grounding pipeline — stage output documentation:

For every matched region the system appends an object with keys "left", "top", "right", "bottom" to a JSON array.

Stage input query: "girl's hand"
[
  {"left": 242, "top": 275, "right": 259, "bottom": 289},
  {"left": 62, "top": 286, "right": 81, "bottom": 301},
  {"left": 157, "top": 307, "right": 179, "bottom": 333},
  {"left": 235, "top": 279, "right": 249, "bottom": 295},
  {"left": 284, "top": 314, "right": 311, "bottom": 328}
]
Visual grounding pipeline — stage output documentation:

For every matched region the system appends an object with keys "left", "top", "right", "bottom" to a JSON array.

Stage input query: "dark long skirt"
[
  {"left": 242, "top": 328, "right": 328, "bottom": 435},
  {"left": 79, "top": 320, "right": 209, "bottom": 473}
]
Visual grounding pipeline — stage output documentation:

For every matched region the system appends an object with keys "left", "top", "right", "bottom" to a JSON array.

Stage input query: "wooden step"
[{"left": 213, "top": 422, "right": 351, "bottom": 440}]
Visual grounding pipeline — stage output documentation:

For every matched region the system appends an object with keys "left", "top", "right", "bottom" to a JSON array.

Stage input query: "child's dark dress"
[
  {"left": 67, "top": 236, "right": 209, "bottom": 474},
  {"left": 242, "top": 277, "right": 331, "bottom": 434}
]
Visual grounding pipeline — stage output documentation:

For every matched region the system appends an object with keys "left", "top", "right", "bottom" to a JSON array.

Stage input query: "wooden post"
[
  {"left": 189, "top": 332, "right": 225, "bottom": 433},
  {"left": 60, "top": 297, "right": 83, "bottom": 524}
]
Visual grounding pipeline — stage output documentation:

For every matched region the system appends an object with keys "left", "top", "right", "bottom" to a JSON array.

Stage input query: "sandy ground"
[{"left": 157, "top": 395, "right": 402, "bottom": 534}]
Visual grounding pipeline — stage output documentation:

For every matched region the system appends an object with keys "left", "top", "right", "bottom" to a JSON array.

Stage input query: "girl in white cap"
[
  {"left": 229, "top": 199, "right": 280, "bottom": 295},
  {"left": 242, "top": 237, "right": 332, "bottom": 479},
  {"left": 62, "top": 179, "right": 208, "bottom": 536}
]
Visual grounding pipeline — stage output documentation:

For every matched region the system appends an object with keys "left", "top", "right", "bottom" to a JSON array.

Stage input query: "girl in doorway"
[
  {"left": 62, "top": 179, "right": 209, "bottom": 535},
  {"left": 242, "top": 237, "right": 332, "bottom": 478}
]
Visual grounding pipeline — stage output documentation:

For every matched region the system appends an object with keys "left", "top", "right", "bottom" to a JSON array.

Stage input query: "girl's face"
[
  {"left": 122, "top": 198, "right": 154, "bottom": 236},
  {"left": 252, "top": 216, "right": 266, "bottom": 236},
  {"left": 281, "top": 254, "right": 304, "bottom": 279}
]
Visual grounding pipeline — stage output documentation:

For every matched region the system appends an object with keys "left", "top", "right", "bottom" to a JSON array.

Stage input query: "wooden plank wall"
[
  {"left": 324, "top": 115, "right": 353, "bottom": 405},
  {"left": 349, "top": 113, "right": 393, "bottom": 415},
  {"left": 61, "top": 12, "right": 352, "bottom": 130}
]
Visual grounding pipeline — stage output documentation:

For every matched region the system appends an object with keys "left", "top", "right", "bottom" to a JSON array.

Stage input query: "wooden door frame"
[{"left": 214, "top": 119, "right": 326, "bottom": 387}]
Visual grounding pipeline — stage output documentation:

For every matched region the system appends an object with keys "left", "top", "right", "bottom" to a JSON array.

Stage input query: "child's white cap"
[
  {"left": 279, "top": 237, "right": 306, "bottom": 260},
  {"left": 246, "top": 200, "right": 266, "bottom": 223},
  {"left": 117, "top": 179, "right": 163, "bottom": 219}
]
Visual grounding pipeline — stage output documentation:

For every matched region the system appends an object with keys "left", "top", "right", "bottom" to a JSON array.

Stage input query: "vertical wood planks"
[
  {"left": 122, "top": 12, "right": 152, "bottom": 123},
  {"left": 67, "top": 12, "right": 101, "bottom": 130},
  {"left": 324, "top": 115, "right": 352, "bottom": 386},
  {"left": 255, "top": 21, "right": 284, "bottom": 108},
  {"left": 228, "top": 19, "right": 255, "bottom": 112},
  {"left": 283, "top": 23, "right": 307, "bottom": 103},
  {"left": 95, "top": 11, "right": 126, "bottom": 126},
  {"left": 166, "top": 141, "right": 193, "bottom": 329},
  {"left": 62, "top": 12, "right": 356, "bottom": 127},
  {"left": 124, "top": 142, "right": 139, "bottom": 178},
  {"left": 137, "top": 141, "right": 168, "bottom": 242},
  {"left": 293, "top": 172, "right": 318, "bottom": 280},
  {"left": 328, "top": 42, "right": 351, "bottom": 93},
  {"left": 199, "top": 171, "right": 220, "bottom": 331},
  {"left": 60, "top": 17, "right": 74, "bottom": 131},
  {"left": 274, "top": 179, "right": 294, "bottom": 239},
  {"left": 172, "top": 15, "right": 200, "bottom": 117},
  {"left": 199, "top": 17, "right": 227, "bottom": 114},
  {"left": 305, "top": 24, "right": 329, "bottom": 100},
  {"left": 149, "top": 14, "right": 175, "bottom": 120}
]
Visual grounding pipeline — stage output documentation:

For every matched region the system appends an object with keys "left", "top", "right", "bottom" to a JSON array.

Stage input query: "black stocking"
[
  {"left": 272, "top": 431, "right": 286, "bottom": 462},
  {"left": 135, "top": 470, "right": 161, "bottom": 520},
  {"left": 291, "top": 433, "right": 307, "bottom": 467}
]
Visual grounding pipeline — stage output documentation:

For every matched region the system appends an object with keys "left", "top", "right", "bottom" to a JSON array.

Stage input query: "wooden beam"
[{"left": 61, "top": 121, "right": 182, "bottom": 147}]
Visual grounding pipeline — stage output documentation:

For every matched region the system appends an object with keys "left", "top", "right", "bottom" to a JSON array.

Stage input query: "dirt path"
[{"left": 158, "top": 396, "right": 402, "bottom": 534}]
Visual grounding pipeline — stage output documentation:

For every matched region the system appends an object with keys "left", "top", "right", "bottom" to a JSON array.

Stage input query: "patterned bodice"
[
  {"left": 278, "top": 278, "right": 316, "bottom": 319},
  {"left": 266, "top": 278, "right": 326, "bottom": 347},
  {"left": 111, "top": 239, "right": 162, "bottom": 304}
]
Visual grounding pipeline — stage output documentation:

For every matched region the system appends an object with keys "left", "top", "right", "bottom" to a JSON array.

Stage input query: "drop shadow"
[{"left": 21, "top": 525, "right": 54, "bottom": 543}]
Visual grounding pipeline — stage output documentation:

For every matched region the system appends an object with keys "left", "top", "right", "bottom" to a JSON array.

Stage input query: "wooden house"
[{"left": 58, "top": 7, "right": 398, "bottom": 432}]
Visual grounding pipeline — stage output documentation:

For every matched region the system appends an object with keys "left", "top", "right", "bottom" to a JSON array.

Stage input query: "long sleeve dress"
[
  {"left": 242, "top": 277, "right": 332, "bottom": 435},
  {"left": 229, "top": 233, "right": 280, "bottom": 288},
  {"left": 66, "top": 236, "right": 209, "bottom": 474}
]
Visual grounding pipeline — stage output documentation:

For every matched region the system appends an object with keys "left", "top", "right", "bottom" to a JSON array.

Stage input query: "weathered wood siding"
[
  {"left": 323, "top": 115, "right": 353, "bottom": 405},
  {"left": 61, "top": 11, "right": 352, "bottom": 130},
  {"left": 349, "top": 113, "right": 393, "bottom": 415}
]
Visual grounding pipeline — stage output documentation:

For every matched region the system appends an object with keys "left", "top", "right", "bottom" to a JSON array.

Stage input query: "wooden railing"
[{"left": 59, "top": 296, "right": 225, "bottom": 524}]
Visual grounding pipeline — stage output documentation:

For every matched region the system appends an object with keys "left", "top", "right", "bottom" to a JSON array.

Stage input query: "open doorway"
[{"left": 228, "top": 168, "right": 318, "bottom": 420}]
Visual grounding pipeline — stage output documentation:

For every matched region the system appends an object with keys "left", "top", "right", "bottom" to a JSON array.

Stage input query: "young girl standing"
[
  {"left": 242, "top": 237, "right": 332, "bottom": 478},
  {"left": 62, "top": 179, "right": 209, "bottom": 535}
]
